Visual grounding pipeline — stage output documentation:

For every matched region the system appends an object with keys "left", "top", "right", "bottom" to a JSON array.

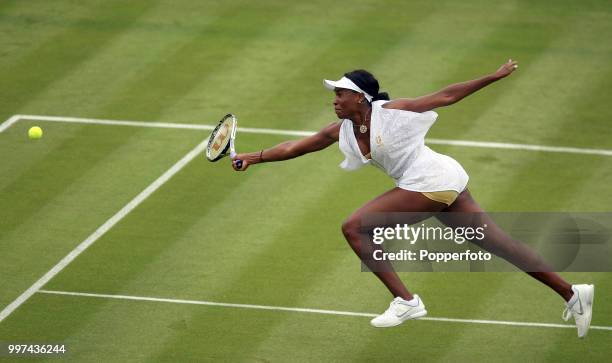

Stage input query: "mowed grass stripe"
[
  {"left": 44, "top": 144, "right": 356, "bottom": 360},
  {"left": 1, "top": 0, "right": 350, "bottom": 262},
  {"left": 366, "top": 45, "right": 612, "bottom": 355},
  {"left": 0, "top": 119, "right": 84, "bottom": 191},
  {"left": 442, "top": 15, "right": 612, "bottom": 211},
  {"left": 0, "top": 126, "right": 204, "bottom": 310},
  {"left": 38, "top": 0, "right": 426, "bottom": 344},
  {"left": 541, "top": 272, "right": 611, "bottom": 361},
  {"left": 438, "top": 272, "right": 611, "bottom": 362},
  {"left": 0, "top": 133, "right": 210, "bottom": 324},
  {"left": 40, "top": 0, "right": 394, "bottom": 293},
  {"left": 0, "top": 1, "right": 187, "bottom": 190},
  {"left": 485, "top": 64, "right": 612, "bottom": 212},
  {"left": 40, "top": 0, "right": 402, "bottom": 292},
  {"left": 418, "top": 39, "right": 612, "bottom": 355},
  {"left": 13, "top": 2, "right": 235, "bottom": 120},
  {"left": 2, "top": 0, "right": 310, "bottom": 342},
  {"left": 0, "top": 0, "right": 156, "bottom": 120},
  {"left": 0, "top": 125, "right": 149, "bottom": 238},
  {"left": 28, "top": 288, "right": 612, "bottom": 363},
  {"left": 2, "top": 0, "right": 296, "bottom": 271},
  {"left": 374, "top": 0, "right": 528, "bottom": 138},
  {"left": 149, "top": 169, "right": 393, "bottom": 360},
  {"left": 3, "top": 0, "right": 277, "bottom": 157},
  {"left": 160, "top": 0, "right": 441, "bottom": 132},
  {"left": 249, "top": 228, "right": 529, "bottom": 358},
  {"left": 430, "top": 5, "right": 596, "bottom": 145},
  {"left": 250, "top": 250, "right": 437, "bottom": 359},
  {"left": 409, "top": 0, "right": 574, "bottom": 144},
  {"left": 562, "top": 160, "right": 612, "bottom": 211},
  {"left": 408, "top": 44, "right": 612, "bottom": 350},
  {"left": 247, "top": 206, "right": 506, "bottom": 360},
  {"left": 0, "top": 1, "right": 114, "bottom": 73},
  {"left": 91, "top": 5, "right": 294, "bottom": 122},
  {"left": 455, "top": 11, "right": 612, "bottom": 150},
  {"left": 42, "top": 136, "right": 264, "bottom": 294},
  {"left": 157, "top": 0, "right": 379, "bottom": 126},
  {"left": 0, "top": 119, "right": 170, "bottom": 241},
  {"left": 0, "top": 292, "right": 208, "bottom": 361}
]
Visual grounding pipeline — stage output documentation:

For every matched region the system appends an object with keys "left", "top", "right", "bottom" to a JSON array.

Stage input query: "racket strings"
[{"left": 206, "top": 114, "right": 237, "bottom": 161}]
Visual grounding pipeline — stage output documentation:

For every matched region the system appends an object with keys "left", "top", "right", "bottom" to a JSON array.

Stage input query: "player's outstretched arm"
[
  {"left": 231, "top": 122, "right": 340, "bottom": 171},
  {"left": 384, "top": 59, "right": 519, "bottom": 113}
]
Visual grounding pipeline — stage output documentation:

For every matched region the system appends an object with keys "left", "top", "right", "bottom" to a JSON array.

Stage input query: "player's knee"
[{"left": 341, "top": 218, "right": 360, "bottom": 240}]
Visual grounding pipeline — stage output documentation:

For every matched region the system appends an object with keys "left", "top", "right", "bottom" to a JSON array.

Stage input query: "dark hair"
[{"left": 344, "top": 69, "right": 390, "bottom": 102}]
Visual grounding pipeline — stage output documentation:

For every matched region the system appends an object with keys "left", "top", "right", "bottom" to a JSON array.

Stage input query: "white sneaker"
[
  {"left": 562, "top": 284, "right": 594, "bottom": 338},
  {"left": 370, "top": 295, "right": 427, "bottom": 328}
]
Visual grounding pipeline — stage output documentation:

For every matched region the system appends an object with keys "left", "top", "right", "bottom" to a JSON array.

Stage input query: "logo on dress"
[{"left": 375, "top": 135, "right": 383, "bottom": 146}]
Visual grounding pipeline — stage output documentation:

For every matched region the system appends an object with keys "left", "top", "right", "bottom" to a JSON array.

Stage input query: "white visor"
[{"left": 323, "top": 76, "right": 373, "bottom": 102}]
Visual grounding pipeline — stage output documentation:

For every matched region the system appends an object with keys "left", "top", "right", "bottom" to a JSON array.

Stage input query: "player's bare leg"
[
  {"left": 341, "top": 187, "right": 446, "bottom": 300},
  {"left": 437, "top": 189, "right": 573, "bottom": 300},
  {"left": 342, "top": 188, "right": 448, "bottom": 327},
  {"left": 437, "top": 189, "right": 593, "bottom": 338}
]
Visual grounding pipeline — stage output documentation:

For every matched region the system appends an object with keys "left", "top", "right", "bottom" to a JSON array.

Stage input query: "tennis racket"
[{"left": 205, "top": 113, "right": 242, "bottom": 169}]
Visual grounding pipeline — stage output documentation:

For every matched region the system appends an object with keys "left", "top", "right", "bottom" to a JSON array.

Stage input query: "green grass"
[{"left": 1, "top": 0, "right": 611, "bottom": 362}]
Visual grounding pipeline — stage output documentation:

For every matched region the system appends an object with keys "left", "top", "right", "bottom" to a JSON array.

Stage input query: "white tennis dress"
[{"left": 338, "top": 100, "right": 469, "bottom": 193}]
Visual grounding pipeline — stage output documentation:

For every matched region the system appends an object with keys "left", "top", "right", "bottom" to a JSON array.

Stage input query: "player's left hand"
[{"left": 495, "top": 59, "right": 519, "bottom": 79}]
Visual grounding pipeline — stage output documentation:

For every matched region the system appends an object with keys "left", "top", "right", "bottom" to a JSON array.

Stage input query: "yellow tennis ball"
[{"left": 28, "top": 126, "right": 43, "bottom": 139}]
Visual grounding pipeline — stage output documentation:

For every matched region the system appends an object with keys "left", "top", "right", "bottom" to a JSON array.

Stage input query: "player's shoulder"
[
  {"left": 377, "top": 99, "right": 436, "bottom": 118},
  {"left": 320, "top": 120, "right": 342, "bottom": 141},
  {"left": 376, "top": 99, "right": 401, "bottom": 110},
  {"left": 323, "top": 120, "right": 342, "bottom": 130},
  {"left": 373, "top": 99, "right": 409, "bottom": 116}
]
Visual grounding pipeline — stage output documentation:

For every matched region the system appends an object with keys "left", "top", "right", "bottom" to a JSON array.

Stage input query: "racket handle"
[{"left": 235, "top": 159, "right": 243, "bottom": 169}]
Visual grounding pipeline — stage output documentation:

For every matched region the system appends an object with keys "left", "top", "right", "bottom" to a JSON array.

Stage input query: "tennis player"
[{"left": 231, "top": 60, "right": 594, "bottom": 337}]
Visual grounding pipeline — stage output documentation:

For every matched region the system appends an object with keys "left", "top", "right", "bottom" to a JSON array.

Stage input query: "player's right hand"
[{"left": 231, "top": 153, "right": 253, "bottom": 171}]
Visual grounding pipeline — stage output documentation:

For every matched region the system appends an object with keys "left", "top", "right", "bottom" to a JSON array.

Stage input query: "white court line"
[
  {"left": 0, "top": 137, "right": 210, "bottom": 323},
  {"left": 38, "top": 289, "right": 612, "bottom": 332},
  {"left": 2, "top": 114, "right": 612, "bottom": 156},
  {"left": 1, "top": 114, "right": 314, "bottom": 137},
  {"left": 0, "top": 114, "right": 21, "bottom": 133}
]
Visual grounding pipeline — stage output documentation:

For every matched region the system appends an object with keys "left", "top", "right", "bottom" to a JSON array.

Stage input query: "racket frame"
[{"left": 206, "top": 114, "right": 237, "bottom": 162}]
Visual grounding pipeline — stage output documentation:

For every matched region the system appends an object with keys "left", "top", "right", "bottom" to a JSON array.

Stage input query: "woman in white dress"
[{"left": 231, "top": 60, "right": 593, "bottom": 338}]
